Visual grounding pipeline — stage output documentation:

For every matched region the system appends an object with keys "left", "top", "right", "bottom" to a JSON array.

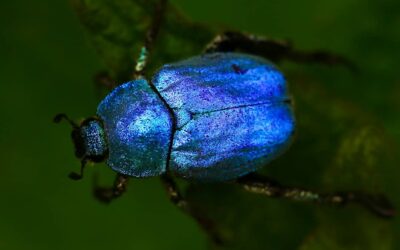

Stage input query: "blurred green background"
[{"left": 0, "top": 0, "right": 399, "bottom": 249}]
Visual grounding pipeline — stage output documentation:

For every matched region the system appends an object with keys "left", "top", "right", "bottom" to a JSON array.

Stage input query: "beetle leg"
[
  {"left": 94, "top": 70, "right": 117, "bottom": 91},
  {"left": 160, "top": 174, "right": 225, "bottom": 245},
  {"left": 236, "top": 173, "right": 395, "bottom": 218},
  {"left": 204, "top": 31, "right": 357, "bottom": 72},
  {"left": 133, "top": 0, "right": 168, "bottom": 79},
  {"left": 160, "top": 174, "right": 188, "bottom": 209},
  {"left": 93, "top": 173, "right": 129, "bottom": 203}
]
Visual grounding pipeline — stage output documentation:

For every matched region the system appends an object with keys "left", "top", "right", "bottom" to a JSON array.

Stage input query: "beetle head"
[{"left": 54, "top": 114, "right": 108, "bottom": 180}]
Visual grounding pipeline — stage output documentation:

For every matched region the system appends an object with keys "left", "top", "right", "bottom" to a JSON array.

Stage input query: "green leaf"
[
  {"left": 71, "top": 0, "right": 213, "bottom": 82},
  {"left": 299, "top": 127, "right": 395, "bottom": 250},
  {"left": 70, "top": 1, "right": 398, "bottom": 249}
]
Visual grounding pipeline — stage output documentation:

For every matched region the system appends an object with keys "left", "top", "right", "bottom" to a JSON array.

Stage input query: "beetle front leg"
[
  {"left": 94, "top": 70, "right": 117, "bottom": 91},
  {"left": 205, "top": 31, "right": 357, "bottom": 71},
  {"left": 93, "top": 174, "right": 129, "bottom": 203},
  {"left": 236, "top": 173, "right": 395, "bottom": 218}
]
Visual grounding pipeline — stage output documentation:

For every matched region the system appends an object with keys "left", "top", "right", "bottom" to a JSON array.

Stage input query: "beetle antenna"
[
  {"left": 68, "top": 157, "right": 88, "bottom": 181},
  {"left": 54, "top": 113, "right": 79, "bottom": 128}
]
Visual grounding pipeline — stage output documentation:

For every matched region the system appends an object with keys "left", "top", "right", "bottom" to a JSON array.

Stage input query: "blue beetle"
[
  {"left": 55, "top": 0, "right": 394, "bottom": 225},
  {"left": 56, "top": 51, "right": 296, "bottom": 188},
  {"left": 94, "top": 52, "right": 294, "bottom": 181},
  {"left": 55, "top": 49, "right": 394, "bottom": 217}
]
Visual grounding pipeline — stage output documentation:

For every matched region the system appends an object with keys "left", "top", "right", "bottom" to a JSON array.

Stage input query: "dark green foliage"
[
  {"left": 69, "top": 0, "right": 399, "bottom": 249},
  {"left": 71, "top": 0, "right": 213, "bottom": 82},
  {"left": 1, "top": 0, "right": 398, "bottom": 249}
]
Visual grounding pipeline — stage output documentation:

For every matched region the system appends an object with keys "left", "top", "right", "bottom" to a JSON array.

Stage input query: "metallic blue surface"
[
  {"left": 94, "top": 52, "right": 295, "bottom": 181},
  {"left": 153, "top": 52, "right": 295, "bottom": 181},
  {"left": 153, "top": 52, "right": 288, "bottom": 114},
  {"left": 80, "top": 120, "right": 108, "bottom": 158},
  {"left": 97, "top": 79, "right": 172, "bottom": 177}
]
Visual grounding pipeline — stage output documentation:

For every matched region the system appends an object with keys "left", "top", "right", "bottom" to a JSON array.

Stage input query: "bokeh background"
[{"left": 0, "top": 0, "right": 399, "bottom": 249}]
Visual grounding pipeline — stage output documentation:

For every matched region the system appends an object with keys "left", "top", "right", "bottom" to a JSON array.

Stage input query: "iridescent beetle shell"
[
  {"left": 97, "top": 79, "right": 173, "bottom": 177},
  {"left": 96, "top": 52, "right": 295, "bottom": 181}
]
